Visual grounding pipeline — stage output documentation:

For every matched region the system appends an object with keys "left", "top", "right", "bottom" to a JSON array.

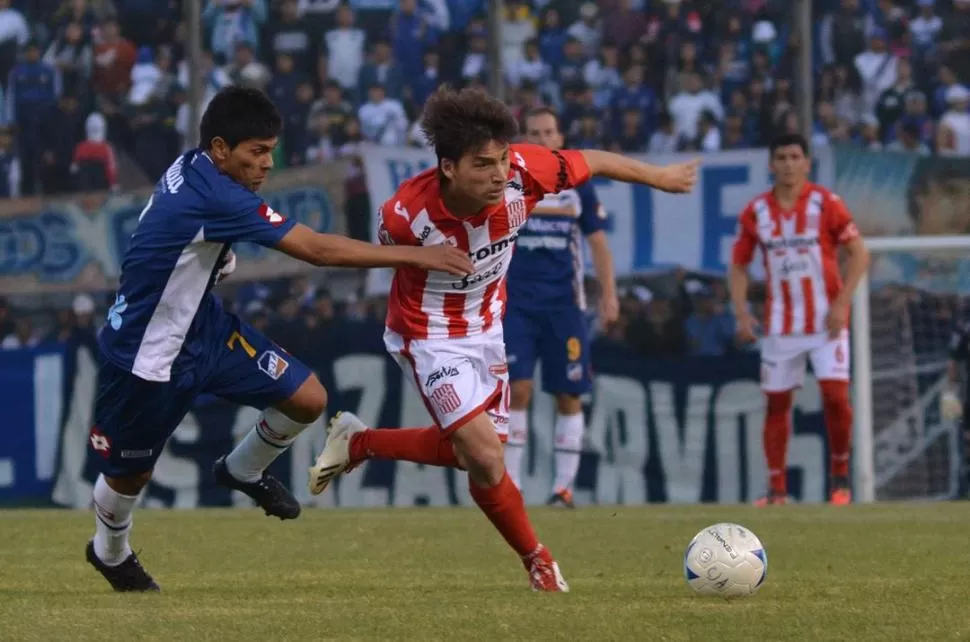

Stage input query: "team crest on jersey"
[
  {"left": 507, "top": 198, "right": 527, "bottom": 228},
  {"left": 259, "top": 203, "right": 286, "bottom": 227},
  {"left": 258, "top": 350, "right": 290, "bottom": 380}
]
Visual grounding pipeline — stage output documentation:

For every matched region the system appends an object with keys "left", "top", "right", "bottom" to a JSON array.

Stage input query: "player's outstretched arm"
[
  {"left": 276, "top": 224, "right": 474, "bottom": 275},
  {"left": 579, "top": 149, "right": 699, "bottom": 193}
]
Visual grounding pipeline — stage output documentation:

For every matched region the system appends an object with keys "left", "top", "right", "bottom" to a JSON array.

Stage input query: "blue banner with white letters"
[
  {"left": 0, "top": 164, "right": 346, "bottom": 295},
  {"left": 0, "top": 321, "right": 837, "bottom": 507},
  {"left": 358, "top": 144, "right": 835, "bottom": 289}
]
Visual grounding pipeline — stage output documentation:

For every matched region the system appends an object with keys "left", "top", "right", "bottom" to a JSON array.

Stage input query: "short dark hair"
[
  {"left": 524, "top": 106, "right": 559, "bottom": 126},
  {"left": 421, "top": 85, "right": 519, "bottom": 163},
  {"left": 199, "top": 86, "right": 282, "bottom": 150},
  {"left": 769, "top": 133, "right": 810, "bottom": 157}
]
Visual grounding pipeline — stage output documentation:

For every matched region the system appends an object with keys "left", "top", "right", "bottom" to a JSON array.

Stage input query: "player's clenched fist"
[
  {"left": 658, "top": 159, "right": 700, "bottom": 193},
  {"left": 412, "top": 244, "right": 474, "bottom": 275}
]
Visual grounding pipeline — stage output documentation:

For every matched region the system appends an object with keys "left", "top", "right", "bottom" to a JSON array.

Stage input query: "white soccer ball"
[{"left": 683, "top": 523, "right": 767, "bottom": 598}]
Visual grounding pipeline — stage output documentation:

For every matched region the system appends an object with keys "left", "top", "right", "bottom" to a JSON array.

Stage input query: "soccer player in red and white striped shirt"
[
  {"left": 730, "top": 134, "right": 870, "bottom": 507},
  {"left": 309, "top": 86, "right": 698, "bottom": 591}
]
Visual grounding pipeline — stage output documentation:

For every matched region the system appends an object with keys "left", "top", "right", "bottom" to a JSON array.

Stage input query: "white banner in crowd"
[{"left": 359, "top": 143, "right": 835, "bottom": 293}]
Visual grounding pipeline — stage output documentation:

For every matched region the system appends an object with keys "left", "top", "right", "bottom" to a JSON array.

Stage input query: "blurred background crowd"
[
  {"left": 0, "top": 0, "right": 968, "bottom": 200},
  {"left": 1, "top": 0, "right": 969, "bottom": 362}
]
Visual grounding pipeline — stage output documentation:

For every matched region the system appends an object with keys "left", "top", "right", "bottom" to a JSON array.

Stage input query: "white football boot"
[{"left": 308, "top": 411, "right": 367, "bottom": 495}]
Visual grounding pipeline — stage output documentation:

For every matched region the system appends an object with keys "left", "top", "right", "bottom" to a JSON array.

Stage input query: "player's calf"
[
  {"left": 88, "top": 472, "right": 160, "bottom": 592},
  {"left": 216, "top": 378, "right": 327, "bottom": 519}
]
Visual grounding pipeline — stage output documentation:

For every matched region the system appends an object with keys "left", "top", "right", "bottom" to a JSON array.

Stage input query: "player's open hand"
[
  {"left": 414, "top": 244, "right": 474, "bottom": 276},
  {"left": 735, "top": 311, "right": 759, "bottom": 345},
  {"left": 658, "top": 159, "right": 700, "bottom": 193}
]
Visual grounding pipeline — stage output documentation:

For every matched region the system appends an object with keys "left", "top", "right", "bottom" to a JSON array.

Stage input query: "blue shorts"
[
  {"left": 504, "top": 304, "right": 592, "bottom": 396},
  {"left": 91, "top": 314, "right": 312, "bottom": 477}
]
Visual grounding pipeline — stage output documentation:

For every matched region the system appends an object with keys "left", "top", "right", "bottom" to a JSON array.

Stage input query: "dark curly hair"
[{"left": 420, "top": 85, "right": 519, "bottom": 164}]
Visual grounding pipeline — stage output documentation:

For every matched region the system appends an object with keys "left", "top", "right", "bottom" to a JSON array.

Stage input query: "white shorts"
[
  {"left": 760, "top": 330, "right": 850, "bottom": 392},
  {"left": 384, "top": 325, "right": 510, "bottom": 437}
]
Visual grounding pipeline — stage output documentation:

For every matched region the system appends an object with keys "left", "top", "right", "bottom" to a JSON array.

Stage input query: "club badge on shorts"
[{"left": 258, "top": 350, "right": 290, "bottom": 380}]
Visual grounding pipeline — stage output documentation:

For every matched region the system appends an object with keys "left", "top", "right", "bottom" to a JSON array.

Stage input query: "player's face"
[
  {"left": 770, "top": 144, "right": 810, "bottom": 188},
  {"left": 442, "top": 139, "right": 510, "bottom": 206},
  {"left": 525, "top": 113, "right": 564, "bottom": 151},
  {"left": 213, "top": 137, "right": 277, "bottom": 191}
]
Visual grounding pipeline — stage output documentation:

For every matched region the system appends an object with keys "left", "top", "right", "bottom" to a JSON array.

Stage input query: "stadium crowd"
[
  {"left": 0, "top": 0, "right": 968, "bottom": 199},
  {"left": 1, "top": 0, "right": 969, "bottom": 361}
]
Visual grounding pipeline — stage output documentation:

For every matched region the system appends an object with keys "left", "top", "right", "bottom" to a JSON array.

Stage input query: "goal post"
[{"left": 851, "top": 235, "right": 970, "bottom": 503}]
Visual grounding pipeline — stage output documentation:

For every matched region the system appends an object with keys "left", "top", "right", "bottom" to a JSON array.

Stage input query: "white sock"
[
  {"left": 553, "top": 412, "right": 584, "bottom": 493},
  {"left": 225, "top": 408, "right": 310, "bottom": 482},
  {"left": 92, "top": 474, "right": 137, "bottom": 566},
  {"left": 504, "top": 409, "right": 528, "bottom": 489}
]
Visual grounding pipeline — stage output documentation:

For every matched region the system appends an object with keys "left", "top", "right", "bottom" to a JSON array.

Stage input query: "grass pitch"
[{"left": 0, "top": 504, "right": 967, "bottom": 641}]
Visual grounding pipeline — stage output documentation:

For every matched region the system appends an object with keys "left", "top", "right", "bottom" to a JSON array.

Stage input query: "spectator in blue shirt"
[
  {"left": 357, "top": 39, "right": 403, "bottom": 103},
  {"left": 611, "top": 64, "right": 657, "bottom": 138},
  {"left": 204, "top": 0, "right": 267, "bottom": 62},
  {"left": 7, "top": 40, "right": 60, "bottom": 196},
  {"left": 389, "top": 0, "right": 438, "bottom": 81},
  {"left": 538, "top": 7, "right": 567, "bottom": 70},
  {"left": 685, "top": 284, "right": 737, "bottom": 357}
]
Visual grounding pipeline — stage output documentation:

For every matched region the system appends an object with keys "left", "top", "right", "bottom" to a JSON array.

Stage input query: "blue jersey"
[
  {"left": 98, "top": 149, "right": 297, "bottom": 382},
  {"left": 506, "top": 181, "right": 607, "bottom": 310}
]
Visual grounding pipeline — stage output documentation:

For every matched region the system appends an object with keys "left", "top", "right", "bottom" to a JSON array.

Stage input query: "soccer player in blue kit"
[
  {"left": 502, "top": 108, "right": 619, "bottom": 507},
  {"left": 85, "top": 86, "right": 472, "bottom": 591}
]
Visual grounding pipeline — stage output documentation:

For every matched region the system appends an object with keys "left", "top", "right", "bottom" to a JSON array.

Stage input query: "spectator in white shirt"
[
  {"left": 506, "top": 38, "right": 548, "bottom": 88},
  {"left": 324, "top": 4, "right": 366, "bottom": 91},
  {"left": 938, "top": 85, "right": 970, "bottom": 157},
  {"left": 854, "top": 28, "right": 898, "bottom": 115},
  {"left": 910, "top": 0, "right": 942, "bottom": 55},
  {"left": 357, "top": 84, "right": 408, "bottom": 146},
  {"left": 648, "top": 112, "right": 679, "bottom": 154},
  {"left": 501, "top": 0, "right": 536, "bottom": 68},
  {"left": 567, "top": 2, "right": 601, "bottom": 58},
  {"left": 668, "top": 72, "right": 724, "bottom": 140},
  {"left": 887, "top": 119, "right": 932, "bottom": 155}
]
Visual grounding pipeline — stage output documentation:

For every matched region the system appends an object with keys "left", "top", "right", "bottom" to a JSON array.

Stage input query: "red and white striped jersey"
[
  {"left": 732, "top": 182, "right": 860, "bottom": 337},
  {"left": 378, "top": 143, "right": 591, "bottom": 340}
]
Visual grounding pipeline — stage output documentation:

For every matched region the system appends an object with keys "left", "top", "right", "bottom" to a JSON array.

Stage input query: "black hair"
[
  {"left": 199, "top": 86, "right": 282, "bottom": 150},
  {"left": 769, "top": 133, "right": 810, "bottom": 157},
  {"left": 421, "top": 85, "right": 519, "bottom": 163}
]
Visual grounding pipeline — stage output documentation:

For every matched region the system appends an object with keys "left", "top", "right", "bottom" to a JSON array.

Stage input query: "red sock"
[
  {"left": 469, "top": 471, "right": 540, "bottom": 558},
  {"left": 764, "top": 391, "right": 793, "bottom": 495},
  {"left": 820, "top": 380, "right": 852, "bottom": 479},
  {"left": 349, "top": 428, "right": 463, "bottom": 469}
]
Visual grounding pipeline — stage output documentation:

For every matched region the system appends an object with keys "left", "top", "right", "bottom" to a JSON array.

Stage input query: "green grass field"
[{"left": 0, "top": 504, "right": 967, "bottom": 641}]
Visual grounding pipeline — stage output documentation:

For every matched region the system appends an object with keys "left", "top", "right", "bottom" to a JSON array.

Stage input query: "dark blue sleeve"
[
  {"left": 203, "top": 183, "right": 297, "bottom": 247},
  {"left": 576, "top": 182, "right": 608, "bottom": 236}
]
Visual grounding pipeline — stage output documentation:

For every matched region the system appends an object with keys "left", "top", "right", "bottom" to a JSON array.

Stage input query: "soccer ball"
[{"left": 683, "top": 523, "right": 767, "bottom": 598}]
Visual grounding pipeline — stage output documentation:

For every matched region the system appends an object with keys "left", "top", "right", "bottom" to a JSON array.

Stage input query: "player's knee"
[
  {"left": 509, "top": 380, "right": 532, "bottom": 409},
  {"left": 450, "top": 417, "right": 506, "bottom": 485},
  {"left": 765, "top": 390, "right": 793, "bottom": 416},
  {"left": 279, "top": 375, "right": 328, "bottom": 424},
  {"left": 105, "top": 471, "right": 152, "bottom": 496}
]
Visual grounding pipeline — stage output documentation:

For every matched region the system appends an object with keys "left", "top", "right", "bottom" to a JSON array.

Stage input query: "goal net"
[{"left": 851, "top": 236, "right": 968, "bottom": 502}]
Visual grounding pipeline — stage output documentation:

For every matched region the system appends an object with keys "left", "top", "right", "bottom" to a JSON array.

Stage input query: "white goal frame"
[{"left": 851, "top": 235, "right": 970, "bottom": 503}]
